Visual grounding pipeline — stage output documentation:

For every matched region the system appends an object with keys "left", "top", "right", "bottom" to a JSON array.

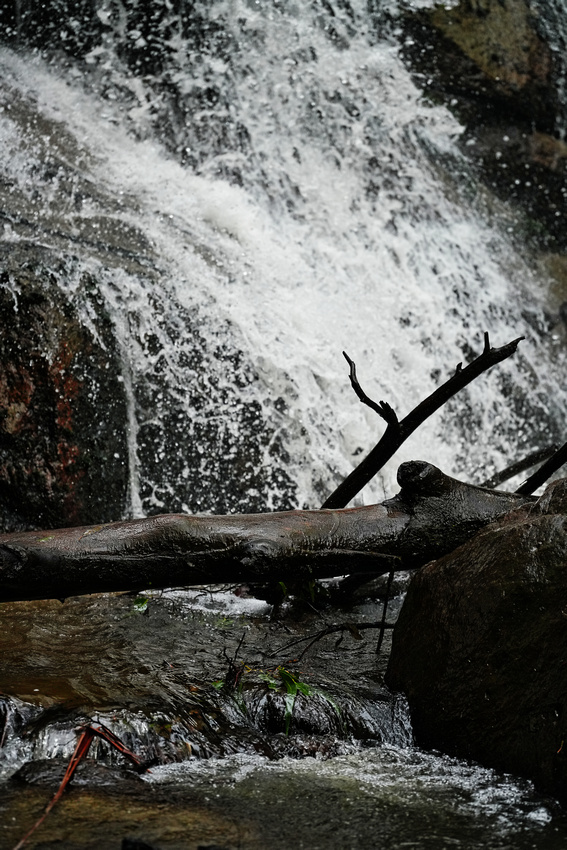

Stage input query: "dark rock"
[
  {"left": 455, "top": 124, "right": 567, "bottom": 252},
  {"left": 123, "top": 838, "right": 161, "bottom": 850},
  {"left": 401, "top": 0, "right": 558, "bottom": 131},
  {"left": 386, "top": 476, "right": 567, "bottom": 804},
  {"left": 400, "top": 0, "right": 567, "bottom": 251},
  {"left": 11, "top": 757, "right": 143, "bottom": 788},
  {"left": 0, "top": 247, "right": 129, "bottom": 530},
  {"left": 196, "top": 846, "right": 233, "bottom": 850}
]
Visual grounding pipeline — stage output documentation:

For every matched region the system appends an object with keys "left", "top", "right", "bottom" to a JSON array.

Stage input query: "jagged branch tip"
[{"left": 322, "top": 332, "right": 525, "bottom": 509}]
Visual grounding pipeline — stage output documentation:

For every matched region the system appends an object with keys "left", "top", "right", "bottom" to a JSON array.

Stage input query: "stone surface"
[
  {"left": 386, "top": 476, "right": 567, "bottom": 803},
  {"left": 400, "top": 0, "right": 567, "bottom": 251},
  {"left": 0, "top": 247, "right": 129, "bottom": 530},
  {"left": 401, "top": 0, "right": 557, "bottom": 129}
]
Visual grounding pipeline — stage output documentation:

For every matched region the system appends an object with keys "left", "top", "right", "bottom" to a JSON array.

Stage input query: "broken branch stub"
[
  {"left": 516, "top": 440, "right": 567, "bottom": 495},
  {"left": 480, "top": 444, "right": 559, "bottom": 489}
]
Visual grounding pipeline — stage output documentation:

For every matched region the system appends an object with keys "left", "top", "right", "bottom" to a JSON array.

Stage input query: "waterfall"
[{"left": 1, "top": 0, "right": 565, "bottom": 519}]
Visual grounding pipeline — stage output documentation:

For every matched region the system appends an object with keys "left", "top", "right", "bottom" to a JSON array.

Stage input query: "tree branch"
[
  {"left": 321, "top": 333, "right": 524, "bottom": 509},
  {"left": 343, "top": 351, "right": 398, "bottom": 427},
  {"left": 269, "top": 621, "right": 396, "bottom": 661},
  {"left": 516, "top": 439, "right": 567, "bottom": 495},
  {"left": 480, "top": 444, "right": 559, "bottom": 489}
]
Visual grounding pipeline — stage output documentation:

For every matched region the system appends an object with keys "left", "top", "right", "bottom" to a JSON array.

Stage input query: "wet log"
[{"left": 0, "top": 461, "right": 532, "bottom": 603}]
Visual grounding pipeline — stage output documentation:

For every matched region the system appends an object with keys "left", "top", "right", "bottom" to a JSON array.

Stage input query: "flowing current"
[
  {"left": 2, "top": 2, "right": 567, "bottom": 847},
  {"left": 1, "top": 0, "right": 565, "bottom": 518}
]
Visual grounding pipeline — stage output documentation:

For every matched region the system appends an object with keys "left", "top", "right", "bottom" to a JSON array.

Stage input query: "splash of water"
[{"left": 0, "top": 1, "right": 565, "bottom": 518}]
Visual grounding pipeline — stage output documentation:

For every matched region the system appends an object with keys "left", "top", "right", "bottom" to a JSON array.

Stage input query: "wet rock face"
[
  {"left": 386, "top": 476, "right": 567, "bottom": 804},
  {"left": 402, "top": 0, "right": 557, "bottom": 129},
  {"left": 400, "top": 0, "right": 567, "bottom": 251},
  {"left": 0, "top": 252, "right": 129, "bottom": 531},
  {"left": 0, "top": 63, "right": 299, "bottom": 522}
]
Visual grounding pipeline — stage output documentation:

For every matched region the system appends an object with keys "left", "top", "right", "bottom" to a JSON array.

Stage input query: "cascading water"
[{"left": 1, "top": 0, "right": 565, "bottom": 520}]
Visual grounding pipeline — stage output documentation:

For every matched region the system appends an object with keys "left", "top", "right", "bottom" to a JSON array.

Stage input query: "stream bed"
[{"left": 1, "top": 585, "right": 567, "bottom": 849}]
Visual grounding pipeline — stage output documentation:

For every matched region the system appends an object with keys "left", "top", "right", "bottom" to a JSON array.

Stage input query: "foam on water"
[{"left": 144, "top": 745, "right": 560, "bottom": 842}]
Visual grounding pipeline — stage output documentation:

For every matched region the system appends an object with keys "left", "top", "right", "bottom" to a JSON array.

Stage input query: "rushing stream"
[
  {"left": 2, "top": 1, "right": 567, "bottom": 847},
  {"left": 2, "top": 588, "right": 567, "bottom": 849}
]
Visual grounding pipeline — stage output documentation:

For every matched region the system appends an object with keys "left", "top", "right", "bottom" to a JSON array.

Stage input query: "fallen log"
[{"left": 0, "top": 461, "right": 532, "bottom": 603}]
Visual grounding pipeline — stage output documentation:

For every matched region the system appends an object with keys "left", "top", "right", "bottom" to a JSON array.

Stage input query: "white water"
[
  {"left": 146, "top": 746, "right": 555, "bottom": 829},
  {"left": 0, "top": 1, "right": 565, "bottom": 518}
]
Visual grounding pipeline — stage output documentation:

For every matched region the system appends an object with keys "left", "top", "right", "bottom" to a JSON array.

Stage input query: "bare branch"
[
  {"left": 269, "top": 620, "right": 396, "bottom": 661},
  {"left": 516, "top": 440, "right": 567, "bottom": 495},
  {"left": 322, "top": 333, "right": 524, "bottom": 509},
  {"left": 480, "top": 444, "right": 559, "bottom": 489},
  {"left": 376, "top": 565, "right": 396, "bottom": 656},
  {"left": 343, "top": 351, "right": 398, "bottom": 427}
]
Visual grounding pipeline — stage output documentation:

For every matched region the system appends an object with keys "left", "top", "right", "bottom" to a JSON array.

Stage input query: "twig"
[
  {"left": 480, "top": 444, "right": 559, "bottom": 489},
  {"left": 376, "top": 567, "right": 395, "bottom": 656},
  {"left": 343, "top": 352, "right": 398, "bottom": 426},
  {"left": 516, "top": 439, "right": 567, "bottom": 495},
  {"left": 12, "top": 723, "right": 141, "bottom": 850},
  {"left": 269, "top": 621, "right": 396, "bottom": 661},
  {"left": 221, "top": 631, "right": 247, "bottom": 692},
  {"left": 322, "top": 333, "right": 524, "bottom": 508}
]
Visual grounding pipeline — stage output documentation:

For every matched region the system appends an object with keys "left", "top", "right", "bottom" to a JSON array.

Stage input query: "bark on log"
[{"left": 0, "top": 461, "right": 532, "bottom": 603}]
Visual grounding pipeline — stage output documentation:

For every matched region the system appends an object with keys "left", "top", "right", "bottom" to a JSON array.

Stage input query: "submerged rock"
[
  {"left": 386, "top": 476, "right": 567, "bottom": 804},
  {"left": 11, "top": 757, "right": 143, "bottom": 788}
]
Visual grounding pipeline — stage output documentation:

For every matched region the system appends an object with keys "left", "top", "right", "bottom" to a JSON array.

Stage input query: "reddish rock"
[{"left": 0, "top": 261, "right": 129, "bottom": 530}]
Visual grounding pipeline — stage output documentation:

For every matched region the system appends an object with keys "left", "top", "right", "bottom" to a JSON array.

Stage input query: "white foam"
[{"left": 0, "top": 4, "right": 562, "bottom": 512}]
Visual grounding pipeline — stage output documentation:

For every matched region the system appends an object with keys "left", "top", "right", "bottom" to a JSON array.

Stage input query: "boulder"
[
  {"left": 386, "top": 476, "right": 567, "bottom": 803},
  {"left": 0, "top": 247, "right": 129, "bottom": 530},
  {"left": 401, "top": 0, "right": 558, "bottom": 129}
]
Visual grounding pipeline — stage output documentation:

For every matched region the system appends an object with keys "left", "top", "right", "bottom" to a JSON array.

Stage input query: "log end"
[{"left": 397, "top": 461, "right": 451, "bottom": 497}]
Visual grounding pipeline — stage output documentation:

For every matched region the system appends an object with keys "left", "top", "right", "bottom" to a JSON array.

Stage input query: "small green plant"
[
  {"left": 259, "top": 667, "right": 342, "bottom": 735},
  {"left": 149, "top": 719, "right": 173, "bottom": 737}
]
